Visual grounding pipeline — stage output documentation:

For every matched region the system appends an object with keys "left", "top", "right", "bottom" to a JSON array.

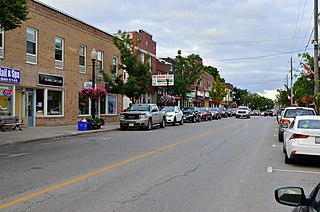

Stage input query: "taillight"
[
  {"left": 290, "top": 134, "right": 309, "bottom": 139},
  {"left": 280, "top": 119, "right": 290, "bottom": 124}
]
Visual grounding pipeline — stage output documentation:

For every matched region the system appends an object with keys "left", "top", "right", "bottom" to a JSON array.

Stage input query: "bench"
[{"left": 0, "top": 116, "right": 24, "bottom": 132}]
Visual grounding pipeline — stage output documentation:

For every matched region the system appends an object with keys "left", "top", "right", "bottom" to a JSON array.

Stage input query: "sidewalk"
[{"left": 0, "top": 122, "right": 120, "bottom": 147}]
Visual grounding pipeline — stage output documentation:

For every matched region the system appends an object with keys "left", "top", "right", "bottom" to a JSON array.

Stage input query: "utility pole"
[
  {"left": 290, "top": 57, "right": 294, "bottom": 105},
  {"left": 314, "top": 0, "right": 319, "bottom": 95}
]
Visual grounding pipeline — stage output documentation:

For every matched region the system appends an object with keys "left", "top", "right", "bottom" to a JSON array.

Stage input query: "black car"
[
  {"left": 182, "top": 107, "right": 201, "bottom": 123},
  {"left": 275, "top": 183, "right": 320, "bottom": 211},
  {"left": 209, "top": 107, "right": 222, "bottom": 119}
]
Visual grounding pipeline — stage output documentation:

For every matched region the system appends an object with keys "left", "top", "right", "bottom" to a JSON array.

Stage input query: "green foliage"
[
  {"left": 0, "top": 0, "right": 29, "bottom": 31},
  {"left": 209, "top": 75, "right": 227, "bottom": 105},
  {"left": 204, "top": 66, "right": 225, "bottom": 83},
  {"left": 171, "top": 51, "right": 203, "bottom": 105},
  {"left": 103, "top": 30, "right": 151, "bottom": 103},
  {"left": 293, "top": 76, "right": 314, "bottom": 106},
  {"left": 233, "top": 87, "right": 274, "bottom": 110}
]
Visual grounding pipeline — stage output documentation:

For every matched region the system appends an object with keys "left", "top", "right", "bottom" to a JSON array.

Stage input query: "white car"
[
  {"left": 283, "top": 116, "right": 320, "bottom": 164},
  {"left": 235, "top": 106, "right": 250, "bottom": 119},
  {"left": 161, "top": 106, "right": 184, "bottom": 126}
]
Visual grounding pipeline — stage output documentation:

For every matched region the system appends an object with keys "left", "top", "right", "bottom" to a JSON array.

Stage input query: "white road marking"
[
  {"left": 274, "top": 134, "right": 276, "bottom": 137},
  {"left": 267, "top": 167, "right": 320, "bottom": 174},
  {"left": 8, "top": 153, "right": 29, "bottom": 158},
  {"left": 0, "top": 153, "right": 11, "bottom": 156},
  {"left": 272, "top": 145, "right": 276, "bottom": 147}
]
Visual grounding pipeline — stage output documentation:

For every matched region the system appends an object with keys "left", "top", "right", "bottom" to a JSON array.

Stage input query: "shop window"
[
  {"left": 36, "top": 89, "right": 44, "bottom": 115},
  {"left": 79, "top": 95, "right": 89, "bottom": 115},
  {"left": 47, "top": 90, "right": 62, "bottom": 115},
  {"left": 100, "top": 96, "right": 106, "bottom": 115},
  {"left": 107, "top": 94, "right": 117, "bottom": 115},
  {"left": 26, "top": 28, "right": 37, "bottom": 64},
  {"left": 0, "top": 27, "right": 3, "bottom": 58},
  {"left": 55, "top": 37, "right": 64, "bottom": 69},
  {"left": 97, "top": 50, "right": 103, "bottom": 77},
  {"left": 79, "top": 45, "right": 86, "bottom": 73},
  {"left": 0, "top": 86, "right": 13, "bottom": 116}
]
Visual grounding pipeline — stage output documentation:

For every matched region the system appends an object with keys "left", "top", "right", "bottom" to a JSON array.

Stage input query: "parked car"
[
  {"left": 161, "top": 106, "right": 184, "bottom": 126},
  {"left": 283, "top": 116, "right": 320, "bottom": 164},
  {"left": 182, "top": 107, "right": 201, "bottom": 123},
  {"left": 236, "top": 106, "right": 250, "bottom": 119},
  {"left": 199, "top": 107, "right": 212, "bottom": 121},
  {"left": 264, "top": 110, "right": 273, "bottom": 116},
  {"left": 120, "top": 104, "right": 166, "bottom": 130},
  {"left": 209, "top": 107, "right": 222, "bottom": 119},
  {"left": 278, "top": 107, "right": 316, "bottom": 142},
  {"left": 227, "top": 108, "right": 235, "bottom": 117},
  {"left": 277, "top": 107, "right": 285, "bottom": 124},
  {"left": 252, "top": 110, "right": 261, "bottom": 116},
  {"left": 219, "top": 107, "right": 228, "bottom": 118},
  {"left": 275, "top": 183, "right": 320, "bottom": 211}
]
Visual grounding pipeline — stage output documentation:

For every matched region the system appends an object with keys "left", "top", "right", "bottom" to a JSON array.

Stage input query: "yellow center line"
[{"left": 0, "top": 122, "right": 239, "bottom": 209}]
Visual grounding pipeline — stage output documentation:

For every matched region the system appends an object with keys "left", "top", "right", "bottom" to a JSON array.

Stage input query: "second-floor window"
[
  {"left": 55, "top": 37, "right": 64, "bottom": 69},
  {"left": 112, "top": 56, "right": 118, "bottom": 79},
  {"left": 79, "top": 45, "right": 86, "bottom": 73},
  {"left": 26, "top": 28, "right": 37, "bottom": 64},
  {"left": 141, "top": 53, "right": 144, "bottom": 63},
  {"left": 97, "top": 50, "right": 103, "bottom": 77},
  {"left": 0, "top": 28, "right": 3, "bottom": 58}
]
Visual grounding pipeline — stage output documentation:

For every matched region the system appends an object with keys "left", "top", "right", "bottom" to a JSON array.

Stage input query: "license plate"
[
  {"left": 316, "top": 137, "right": 320, "bottom": 144},
  {"left": 129, "top": 123, "right": 134, "bottom": 127}
]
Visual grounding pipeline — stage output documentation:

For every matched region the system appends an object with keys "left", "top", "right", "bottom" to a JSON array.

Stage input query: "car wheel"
[
  {"left": 160, "top": 118, "right": 165, "bottom": 128},
  {"left": 146, "top": 119, "right": 152, "bottom": 130},
  {"left": 120, "top": 125, "right": 128, "bottom": 131},
  {"left": 180, "top": 117, "right": 184, "bottom": 125},
  {"left": 285, "top": 153, "right": 293, "bottom": 164},
  {"left": 278, "top": 135, "right": 283, "bottom": 142},
  {"left": 172, "top": 117, "right": 176, "bottom": 126}
]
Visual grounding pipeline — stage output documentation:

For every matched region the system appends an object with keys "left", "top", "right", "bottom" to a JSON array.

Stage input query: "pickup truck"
[{"left": 120, "top": 104, "right": 166, "bottom": 130}]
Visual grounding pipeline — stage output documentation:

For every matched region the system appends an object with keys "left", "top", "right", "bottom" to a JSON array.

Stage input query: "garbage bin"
[{"left": 78, "top": 121, "right": 88, "bottom": 131}]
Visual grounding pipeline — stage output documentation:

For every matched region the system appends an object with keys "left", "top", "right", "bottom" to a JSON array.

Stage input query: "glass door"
[{"left": 27, "top": 92, "right": 34, "bottom": 127}]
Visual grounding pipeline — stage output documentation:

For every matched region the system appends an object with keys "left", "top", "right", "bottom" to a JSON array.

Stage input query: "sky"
[{"left": 38, "top": 0, "right": 315, "bottom": 100}]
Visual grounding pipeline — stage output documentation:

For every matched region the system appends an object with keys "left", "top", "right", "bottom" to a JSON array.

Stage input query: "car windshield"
[
  {"left": 297, "top": 120, "right": 320, "bottom": 129},
  {"left": 211, "top": 108, "right": 219, "bottom": 111},
  {"left": 161, "top": 107, "right": 174, "bottom": 112},
  {"left": 238, "top": 107, "right": 248, "bottom": 110},
  {"left": 284, "top": 109, "right": 315, "bottom": 118},
  {"left": 183, "top": 108, "right": 195, "bottom": 112},
  {"left": 130, "top": 105, "right": 150, "bottom": 111}
]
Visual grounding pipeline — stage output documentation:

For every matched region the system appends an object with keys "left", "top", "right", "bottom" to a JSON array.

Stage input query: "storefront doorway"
[{"left": 27, "top": 92, "right": 34, "bottom": 127}]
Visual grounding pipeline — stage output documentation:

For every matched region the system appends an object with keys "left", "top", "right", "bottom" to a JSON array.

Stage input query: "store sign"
[
  {"left": 3, "top": 89, "right": 13, "bottom": 97},
  {"left": 0, "top": 67, "right": 20, "bottom": 83},
  {"left": 152, "top": 74, "right": 174, "bottom": 86},
  {"left": 39, "top": 73, "right": 63, "bottom": 87}
]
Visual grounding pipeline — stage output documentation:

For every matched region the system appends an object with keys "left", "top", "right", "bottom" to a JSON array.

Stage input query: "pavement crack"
[
  {"left": 113, "top": 162, "right": 201, "bottom": 211},
  {"left": 24, "top": 193, "right": 54, "bottom": 212}
]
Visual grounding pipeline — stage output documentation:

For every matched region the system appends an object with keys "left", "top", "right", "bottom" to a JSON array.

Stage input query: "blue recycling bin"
[{"left": 78, "top": 121, "right": 88, "bottom": 131}]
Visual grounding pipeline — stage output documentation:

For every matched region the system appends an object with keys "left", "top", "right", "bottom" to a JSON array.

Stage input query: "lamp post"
[
  {"left": 91, "top": 48, "right": 97, "bottom": 119},
  {"left": 166, "top": 72, "right": 170, "bottom": 95}
]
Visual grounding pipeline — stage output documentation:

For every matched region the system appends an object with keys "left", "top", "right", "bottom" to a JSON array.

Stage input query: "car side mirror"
[{"left": 275, "top": 187, "right": 305, "bottom": 207}]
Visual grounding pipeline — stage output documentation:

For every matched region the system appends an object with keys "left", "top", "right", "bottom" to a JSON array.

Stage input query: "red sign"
[{"left": 3, "top": 89, "right": 13, "bottom": 97}]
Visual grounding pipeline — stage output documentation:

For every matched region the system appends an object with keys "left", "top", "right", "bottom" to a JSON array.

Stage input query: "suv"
[
  {"left": 278, "top": 106, "right": 316, "bottom": 142},
  {"left": 236, "top": 106, "right": 250, "bottom": 119}
]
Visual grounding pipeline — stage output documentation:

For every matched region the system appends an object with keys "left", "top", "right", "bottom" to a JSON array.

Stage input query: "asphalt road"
[{"left": 0, "top": 116, "right": 319, "bottom": 212}]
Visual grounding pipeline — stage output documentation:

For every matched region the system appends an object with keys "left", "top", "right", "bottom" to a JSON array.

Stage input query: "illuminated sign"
[{"left": 3, "top": 89, "right": 13, "bottom": 97}]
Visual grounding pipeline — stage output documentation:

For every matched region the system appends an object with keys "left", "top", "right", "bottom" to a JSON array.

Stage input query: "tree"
[
  {"left": 172, "top": 51, "right": 203, "bottom": 106},
  {"left": 204, "top": 65, "right": 225, "bottom": 83},
  {"left": 103, "top": 30, "right": 151, "bottom": 104},
  {"left": 0, "top": 0, "right": 29, "bottom": 31},
  {"left": 209, "top": 75, "right": 227, "bottom": 106}
]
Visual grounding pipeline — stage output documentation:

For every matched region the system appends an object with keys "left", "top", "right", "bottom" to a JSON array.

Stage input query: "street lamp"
[
  {"left": 91, "top": 48, "right": 97, "bottom": 119},
  {"left": 166, "top": 72, "right": 170, "bottom": 95}
]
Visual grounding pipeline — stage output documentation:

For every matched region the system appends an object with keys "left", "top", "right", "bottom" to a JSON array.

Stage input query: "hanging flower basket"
[
  {"left": 79, "top": 87, "right": 108, "bottom": 99},
  {"left": 160, "top": 95, "right": 175, "bottom": 106}
]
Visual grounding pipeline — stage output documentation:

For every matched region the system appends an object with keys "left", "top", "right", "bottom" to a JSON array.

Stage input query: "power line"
[
  {"left": 196, "top": 37, "right": 307, "bottom": 45},
  {"left": 235, "top": 79, "right": 284, "bottom": 86},
  {"left": 204, "top": 48, "right": 313, "bottom": 62}
]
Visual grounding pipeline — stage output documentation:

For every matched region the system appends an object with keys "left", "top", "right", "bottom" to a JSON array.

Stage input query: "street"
[{"left": 0, "top": 117, "right": 320, "bottom": 211}]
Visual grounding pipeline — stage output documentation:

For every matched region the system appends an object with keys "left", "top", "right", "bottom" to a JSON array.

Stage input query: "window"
[
  {"left": 97, "top": 50, "right": 103, "bottom": 77},
  {"left": 112, "top": 56, "right": 118, "bottom": 79},
  {"left": 100, "top": 96, "right": 106, "bottom": 114},
  {"left": 36, "top": 89, "right": 44, "bottom": 115},
  {"left": 0, "top": 86, "right": 13, "bottom": 116},
  {"left": 79, "top": 95, "right": 89, "bottom": 115},
  {"left": 0, "top": 28, "right": 3, "bottom": 58},
  {"left": 141, "top": 53, "right": 145, "bottom": 63},
  {"left": 107, "top": 94, "right": 117, "bottom": 115},
  {"left": 79, "top": 45, "right": 86, "bottom": 73},
  {"left": 26, "top": 28, "right": 37, "bottom": 64},
  {"left": 55, "top": 37, "right": 64, "bottom": 69},
  {"left": 47, "top": 90, "right": 63, "bottom": 116}
]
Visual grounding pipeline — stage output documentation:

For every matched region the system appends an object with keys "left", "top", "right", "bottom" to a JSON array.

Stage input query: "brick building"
[{"left": 0, "top": 0, "right": 121, "bottom": 127}]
